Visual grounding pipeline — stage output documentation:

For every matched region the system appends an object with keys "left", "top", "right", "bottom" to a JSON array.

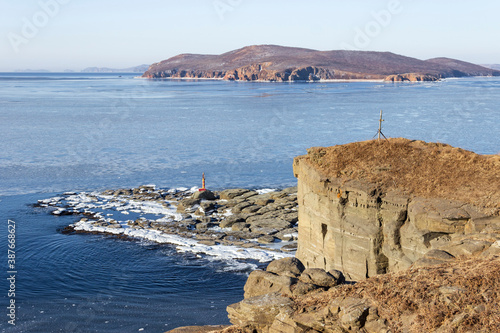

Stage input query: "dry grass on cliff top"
[
  {"left": 304, "top": 138, "right": 500, "bottom": 215},
  {"left": 294, "top": 255, "right": 500, "bottom": 332}
]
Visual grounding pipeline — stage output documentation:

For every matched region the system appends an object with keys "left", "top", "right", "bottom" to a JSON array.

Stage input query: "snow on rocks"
[{"left": 39, "top": 185, "right": 299, "bottom": 265}]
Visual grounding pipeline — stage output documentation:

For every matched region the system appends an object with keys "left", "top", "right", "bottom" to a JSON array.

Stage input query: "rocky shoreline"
[{"left": 36, "top": 185, "right": 299, "bottom": 262}]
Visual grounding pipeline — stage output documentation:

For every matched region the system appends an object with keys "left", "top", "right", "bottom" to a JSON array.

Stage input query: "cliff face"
[
  {"left": 142, "top": 45, "right": 500, "bottom": 81},
  {"left": 293, "top": 139, "right": 500, "bottom": 281}
]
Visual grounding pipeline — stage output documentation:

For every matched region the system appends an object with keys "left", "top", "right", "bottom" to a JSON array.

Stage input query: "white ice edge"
[
  {"left": 50, "top": 187, "right": 296, "bottom": 265},
  {"left": 256, "top": 188, "right": 277, "bottom": 195},
  {"left": 73, "top": 221, "right": 293, "bottom": 262}
]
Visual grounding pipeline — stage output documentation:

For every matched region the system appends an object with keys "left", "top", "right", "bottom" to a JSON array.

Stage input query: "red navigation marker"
[{"left": 199, "top": 173, "right": 206, "bottom": 192}]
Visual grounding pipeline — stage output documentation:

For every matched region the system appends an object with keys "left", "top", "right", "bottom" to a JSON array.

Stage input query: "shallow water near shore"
[{"left": 0, "top": 73, "right": 499, "bottom": 332}]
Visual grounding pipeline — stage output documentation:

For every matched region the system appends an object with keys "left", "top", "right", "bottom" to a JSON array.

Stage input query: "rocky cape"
[
  {"left": 142, "top": 45, "right": 500, "bottom": 82},
  {"left": 38, "top": 186, "right": 300, "bottom": 260},
  {"left": 169, "top": 139, "right": 500, "bottom": 333}
]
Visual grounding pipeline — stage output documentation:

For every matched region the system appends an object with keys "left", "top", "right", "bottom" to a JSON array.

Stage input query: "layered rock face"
[{"left": 293, "top": 139, "right": 500, "bottom": 281}]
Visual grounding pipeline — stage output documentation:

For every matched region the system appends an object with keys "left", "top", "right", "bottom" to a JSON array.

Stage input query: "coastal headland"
[
  {"left": 142, "top": 45, "right": 500, "bottom": 82},
  {"left": 38, "top": 139, "right": 500, "bottom": 332},
  {"left": 169, "top": 138, "right": 500, "bottom": 333}
]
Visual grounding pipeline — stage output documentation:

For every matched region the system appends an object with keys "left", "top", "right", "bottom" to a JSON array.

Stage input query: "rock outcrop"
[
  {"left": 41, "top": 186, "right": 300, "bottom": 254},
  {"left": 227, "top": 257, "right": 348, "bottom": 332},
  {"left": 384, "top": 73, "right": 439, "bottom": 82},
  {"left": 222, "top": 255, "right": 500, "bottom": 333},
  {"left": 293, "top": 139, "right": 500, "bottom": 281},
  {"left": 142, "top": 45, "right": 500, "bottom": 81}
]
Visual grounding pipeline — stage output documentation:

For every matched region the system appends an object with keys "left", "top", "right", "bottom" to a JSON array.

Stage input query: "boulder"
[
  {"left": 299, "top": 268, "right": 342, "bottom": 288},
  {"left": 280, "top": 186, "right": 298, "bottom": 195},
  {"left": 338, "top": 297, "right": 371, "bottom": 331},
  {"left": 281, "top": 243, "right": 298, "bottom": 252},
  {"left": 199, "top": 201, "right": 216, "bottom": 212},
  {"left": 266, "top": 257, "right": 305, "bottom": 278},
  {"left": 227, "top": 293, "right": 293, "bottom": 332},
  {"left": 275, "top": 228, "right": 298, "bottom": 241},
  {"left": 412, "top": 249, "right": 455, "bottom": 268},
  {"left": 250, "top": 226, "right": 279, "bottom": 236},
  {"left": 440, "top": 238, "right": 493, "bottom": 257},
  {"left": 292, "top": 282, "right": 320, "bottom": 296},
  {"left": 249, "top": 218, "right": 293, "bottom": 230},
  {"left": 113, "top": 189, "right": 131, "bottom": 196},
  {"left": 225, "top": 231, "right": 264, "bottom": 240},
  {"left": 192, "top": 190, "right": 217, "bottom": 200},
  {"left": 248, "top": 193, "right": 275, "bottom": 206},
  {"left": 244, "top": 270, "right": 296, "bottom": 298},
  {"left": 239, "top": 191, "right": 259, "bottom": 199},
  {"left": 232, "top": 202, "right": 253, "bottom": 214},
  {"left": 328, "top": 269, "right": 346, "bottom": 285},
  {"left": 257, "top": 235, "right": 276, "bottom": 244},
  {"left": 241, "top": 205, "right": 261, "bottom": 214},
  {"left": 219, "top": 189, "right": 250, "bottom": 200},
  {"left": 176, "top": 198, "right": 200, "bottom": 213},
  {"left": 219, "top": 215, "right": 245, "bottom": 228},
  {"left": 231, "top": 222, "right": 250, "bottom": 232},
  {"left": 279, "top": 211, "right": 299, "bottom": 224}
]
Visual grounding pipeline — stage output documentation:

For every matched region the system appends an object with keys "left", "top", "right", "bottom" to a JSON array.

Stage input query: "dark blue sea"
[{"left": 0, "top": 73, "right": 499, "bottom": 332}]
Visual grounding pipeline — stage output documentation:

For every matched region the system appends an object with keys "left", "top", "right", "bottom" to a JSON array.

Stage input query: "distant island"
[
  {"left": 81, "top": 64, "right": 150, "bottom": 73},
  {"left": 482, "top": 64, "right": 500, "bottom": 71},
  {"left": 11, "top": 65, "right": 150, "bottom": 73},
  {"left": 142, "top": 45, "right": 500, "bottom": 82},
  {"left": 14, "top": 69, "right": 51, "bottom": 73}
]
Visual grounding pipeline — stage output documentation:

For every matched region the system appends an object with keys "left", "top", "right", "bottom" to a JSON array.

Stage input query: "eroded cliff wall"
[{"left": 293, "top": 141, "right": 500, "bottom": 281}]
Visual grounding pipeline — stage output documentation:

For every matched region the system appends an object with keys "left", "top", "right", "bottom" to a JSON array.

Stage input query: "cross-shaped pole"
[{"left": 376, "top": 110, "right": 387, "bottom": 140}]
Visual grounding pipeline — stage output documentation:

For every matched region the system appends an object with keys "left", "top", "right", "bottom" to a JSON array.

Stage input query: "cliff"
[
  {"left": 293, "top": 138, "right": 500, "bottom": 281},
  {"left": 168, "top": 139, "right": 500, "bottom": 333},
  {"left": 142, "top": 45, "right": 500, "bottom": 81}
]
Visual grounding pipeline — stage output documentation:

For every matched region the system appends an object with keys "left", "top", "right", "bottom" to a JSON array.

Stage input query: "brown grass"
[
  {"left": 304, "top": 138, "right": 500, "bottom": 215},
  {"left": 294, "top": 255, "right": 500, "bottom": 332}
]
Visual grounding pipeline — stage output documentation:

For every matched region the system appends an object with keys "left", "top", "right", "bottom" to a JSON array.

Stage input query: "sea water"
[{"left": 0, "top": 73, "right": 499, "bottom": 332}]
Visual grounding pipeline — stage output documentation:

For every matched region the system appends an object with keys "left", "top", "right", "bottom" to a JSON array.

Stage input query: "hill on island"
[{"left": 142, "top": 45, "right": 500, "bottom": 82}]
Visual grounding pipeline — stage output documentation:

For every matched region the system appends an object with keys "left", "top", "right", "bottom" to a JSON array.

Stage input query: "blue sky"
[{"left": 1, "top": 0, "right": 499, "bottom": 71}]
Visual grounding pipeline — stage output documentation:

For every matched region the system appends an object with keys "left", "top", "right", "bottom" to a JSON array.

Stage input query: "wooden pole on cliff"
[{"left": 376, "top": 110, "right": 387, "bottom": 141}]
